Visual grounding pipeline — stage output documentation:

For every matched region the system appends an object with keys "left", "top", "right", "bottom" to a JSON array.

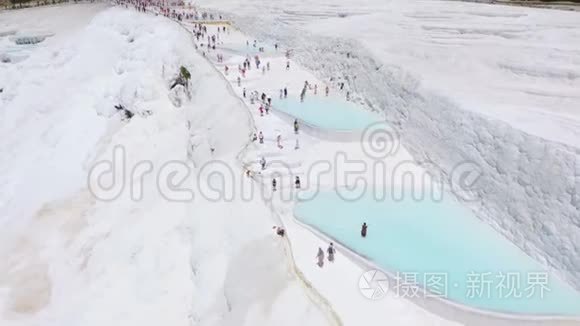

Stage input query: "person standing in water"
[{"left": 361, "top": 222, "right": 368, "bottom": 238}]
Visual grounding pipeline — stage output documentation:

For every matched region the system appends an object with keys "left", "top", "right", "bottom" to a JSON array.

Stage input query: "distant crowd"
[{"left": 117, "top": 0, "right": 225, "bottom": 22}]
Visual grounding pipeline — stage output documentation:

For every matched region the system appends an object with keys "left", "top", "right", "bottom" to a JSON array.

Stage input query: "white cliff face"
[{"left": 0, "top": 5, "right": 328, "bottom": 326}]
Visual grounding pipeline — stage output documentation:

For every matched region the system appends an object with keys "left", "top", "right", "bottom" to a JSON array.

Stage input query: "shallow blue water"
[
  {"left": 274, "top": 97, "right": 380, "bottom": 131},
  {"left": 295, "top": 189, "right": 580, "bottom": 316}
]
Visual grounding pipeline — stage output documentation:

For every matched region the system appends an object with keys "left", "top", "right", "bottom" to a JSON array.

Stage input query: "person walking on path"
[
  {"left": 327, "top": 243, "right": 335, "bottom": 262},
  {"left": 316, "top": 247, "right": 325, "bottom": 268}
]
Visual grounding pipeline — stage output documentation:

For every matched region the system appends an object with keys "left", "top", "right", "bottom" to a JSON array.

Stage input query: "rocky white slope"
[{"left": 0, "top": 5, "right": 328, "bottom": 326}]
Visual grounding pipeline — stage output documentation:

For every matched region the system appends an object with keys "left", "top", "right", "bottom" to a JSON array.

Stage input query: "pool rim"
[{"left": 293, "top": 205, "right": 580, "bottom": 322}]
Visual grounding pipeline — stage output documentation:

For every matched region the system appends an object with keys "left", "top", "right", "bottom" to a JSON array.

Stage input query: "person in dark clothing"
[
  {"left": 316, "top": 247, "right": 324, "bottom": 268},
  {"left": 276, "top": 226, "right": 285, "bottom": 237},
  {"left": 361, "top": 222, "right": 368, "bottom": 238},
  {"left": 327, "top": 243, "right": 335, "bottom": 262}
]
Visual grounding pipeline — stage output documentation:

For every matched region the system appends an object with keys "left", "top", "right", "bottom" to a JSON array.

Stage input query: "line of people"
[
  {"left": 188, "top": 14, "right": 370, "bottom": 276},
  {"left": 188, "top": 17, "right": 371, "bottom": 273},
  {"left": 191, "top": 19, "right": 360, "bottom": 270}
]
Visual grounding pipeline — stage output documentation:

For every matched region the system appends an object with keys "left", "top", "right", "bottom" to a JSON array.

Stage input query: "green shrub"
[{"left": 180, "top": 66, "right": 191, "bottom": 81}]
